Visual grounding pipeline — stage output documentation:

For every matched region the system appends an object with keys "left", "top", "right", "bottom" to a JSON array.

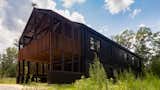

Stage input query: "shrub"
[
  {"left": 150, "top": 56, "right": 160, "bottom": 77},
  {"left": 74, "top": 56, "right": 160, "bottom": 90},
  {"left": 74, "top": 57, "right": 109, "bottom": 90}
]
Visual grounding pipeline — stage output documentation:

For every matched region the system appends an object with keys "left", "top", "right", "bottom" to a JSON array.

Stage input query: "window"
[
  {"left": 90, "top": 37, "right": 95, "bottom": 50},
  {"left": 96, "top": 40, "right": 100, "bottom": 51},
  {"left": 89, "top": 37, "right": 100, "bottom": 52},
  {"left": 131, "top": 57, "right": 135, "bottom": 65},
  {"left": 124, "top": 53, "right": 127, "bottom": 62}
]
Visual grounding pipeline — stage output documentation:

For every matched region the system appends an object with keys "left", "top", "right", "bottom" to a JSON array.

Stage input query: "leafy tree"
[
  {"left": 113, "top": 26, "right": 160, "bottom": 66},
  {"left": 113, "top": 29, "right": 135, "bottom": 50},
  {"left": 134, "top": 27, "right": 153, "bottom": 63},
  {"left": 150, "top": 56, "right": 160, "bottom": 77},
  {"left": 152, "top": 32, "right": 160, "bottom": 56},
  {"left": 0, "top": 47, "right": 18, "bottom": 78}
]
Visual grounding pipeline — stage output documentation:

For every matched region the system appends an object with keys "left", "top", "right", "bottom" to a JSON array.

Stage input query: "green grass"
[
  {"left": 1, "top": 74, "right": 160, "bottom": 90},
  {"left": 0, "top": 77, "right": 16, "bottom": 84},
  {"left": 1, "top": 58, "right": 160, "bottom": 90},
  {"left": 72, "top": 57, "right": 160, "bottom": 90},
  {"left": 18, "top": 75, "right": 160, "bottom": 90}
]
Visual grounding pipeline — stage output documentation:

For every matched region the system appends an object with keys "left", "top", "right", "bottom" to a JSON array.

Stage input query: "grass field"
[
  {"left": 0, "top": 59, "right": 160, "bottom": 90},
  {"left": 0, "top": 74, "right": 160, "bottom": 90},
  {"left": 0, "top": 77, "right": 16, "bottom": 84}
]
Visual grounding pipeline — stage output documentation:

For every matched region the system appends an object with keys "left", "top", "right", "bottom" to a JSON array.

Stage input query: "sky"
[{"left": 0, "top": 0, "right": 160, "bottom": 53}]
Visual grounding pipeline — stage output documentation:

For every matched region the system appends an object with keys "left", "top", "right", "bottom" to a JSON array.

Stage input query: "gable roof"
[
  {"left": 19, "top": 8, "right": 72, "bottom": 44},
  {"left": 19, "top": 8, "right": 142, "bottom": 59}
]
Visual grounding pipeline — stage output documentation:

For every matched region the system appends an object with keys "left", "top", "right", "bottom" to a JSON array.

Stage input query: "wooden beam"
[
  {"left": 24, "top": 35, "right": 32, "bottom": 39},
  {"left": 25, "top": 61, "right": 30, "bottom": 83},
  {"left": 16, "top": 61, "right": 20, "bottom": 84},
  {"left": 78, "top": 57, "right": 81, "bottom": 72},
  {"left": 22, "top": 60, "right": 25, "bottom": 83},
  {"left": 61, "top": 54, "right": 64, "bottom": 71},
  {"left": 42, "top": 63, "right": 45, "bottom": 75},
  {"left": 36, "top": 62, "right": 38, "bottom": 82},
  {"left": 27, "top": 61, "right": 30, "bottom": 75},
  {"left": 71, "top": 56, "right": 74, "bottom": 72},
  {"left": 49, "top": 30, "right": 53, "bottom": 72},
  {"left": 18, "top": 60, "right": 20, "bottom": 76},
  {"left": 48, "top": 64, "right": 50, "bottom": 72},
  {"left": 71, "top": 27, "right": 74, "bottom": 72}
]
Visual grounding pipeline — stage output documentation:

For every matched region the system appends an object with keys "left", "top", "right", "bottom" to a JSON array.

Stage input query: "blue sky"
[
  {"left": 56, "top": 0, "right": 160, "bottom": 36},
  {"left": 0, "top": 0, "right": 159, "bottom": 52}
]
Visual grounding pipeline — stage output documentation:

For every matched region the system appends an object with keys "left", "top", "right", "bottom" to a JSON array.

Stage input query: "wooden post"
[
  {"left": 71, "top": 25, "right": 75, "bottom": 72},
  {"left": 49, "top": 29, "right": 54, "bottom": 72},
  {"left": 61, "top": 54, "right": 65, "bottom": 71},
  {"left": 26, "top": 61, "right": 30, "bottom": 83},
  {"left": 36, "top": 62, "right": 38, "bottom": 82},
  {"left": 48, "top": 64, "right": 50, "bottom": 72},
  {"left": 42, "top": 63, "right": 45, "bottom": 75},
  {"left": 22, "top": 60, "right": 25, "bottom": 83},
  {"left": 27, "top": 61, "right": 30, "bottom": 75},
  {"left": 78, "top": 57, "right": 81, "bottom": 72},
  {"left": 18, "top": 61, "right": 20, "bottom": 80},
  {"left": 16, "top": 61, "right": 20, "bottom": 84},
  {"left": 71, "top": 56, "right": 74, "bottom": 72},
  {"left": 17, "top": 42, "right": 21, "bottom": 84}
]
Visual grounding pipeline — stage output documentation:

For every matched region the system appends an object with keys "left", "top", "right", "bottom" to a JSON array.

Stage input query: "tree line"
[
  {"left": 0, "top": 47, "right": 18, "bottom": 78},
  {"left": 112, "top": 26, "right": 160, "bottom": 76}
]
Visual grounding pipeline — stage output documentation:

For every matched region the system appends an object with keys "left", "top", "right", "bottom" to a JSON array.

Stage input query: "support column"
[
  {"left": 26, "top": 61, "right": 30, "bottom": 83},
  {"left": 49, "top": 30, "right": 54, "bottom": 72},
  {"left": 48, "top": 28, "right": 54, "bottom": 84},
  {"left": 78, "top": 57, "right": 81, "bottom": 72},
  {"left": 42, "top": 63, "right": 45, "bottom": 75},
  {"left": 71, "top": 56, "right": 74, "bottom": 72},
  {"left": 61, "top": 54, "right": 65, "bottom": 71},
  {"left": 21, "top": 60, "right": 25, "bottom": 83},
  {"left": 71, "top": 27, "right": 74, "bottom": 72},
  {"left": 41, "top": 63, "right": 46, "bottom": 82},
  {"left": 16, "top": 61, "right": 20, "bottom": 84},
  {"left": 36, "top": 62, "right": 38, "bottom": 82},
  {"left": 48, "top": 64, "right": 50, "bottom": 72},
  {"left": 17, "top": 41, "right": 21, "bottom": 84}
]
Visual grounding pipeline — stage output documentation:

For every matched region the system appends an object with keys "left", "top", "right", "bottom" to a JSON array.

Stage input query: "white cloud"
[
  {"left": 0, "top": 20, "right": 20, "bottom": 53},
  {"left": 0, "top": 0, "right": 6, "bottom": 8},
  {"left": 138, "top": 24, "right": 147, "bottom": 28},
  {"left": 61, "top": 0, "right": 86, "bottom": 8},
  {"left": 130, "top": 8, "right": 141, "bottom": 18},
  {"left": 32, "top": 0, "right": 56, "bottom": 9},
  {"left": 32, "top": 0, "right": 86, "bottom": 23},
  {"left": 93, "top": 25, "right": 110, "bottom": 37},
  {"left": 98, "top": 25, "right": 109, "bottom": 36},
  {"left": 54, "top": 9, "right": 86, "bottom": 23},
  {"left": 0, "top": 0, "right": 86, "bottom": 53},
  {"left": 138, "top": 22, "right": 160, "bottom": 32},
  {"left": 104, "top": 0, "right": 134, "bottom": 14},
  {"left": 71, "top": 12, "right": 86, "bottom": 23}
]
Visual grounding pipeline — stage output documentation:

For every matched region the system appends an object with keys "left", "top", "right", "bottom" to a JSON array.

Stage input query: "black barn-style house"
[{"left": 17, "top": 8, "right": 142, "bottom": 84}]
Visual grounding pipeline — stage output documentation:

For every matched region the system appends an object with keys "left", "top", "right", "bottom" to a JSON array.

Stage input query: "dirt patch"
[{"left": 0, "top": 84, "right": 23, "bottom": 90}]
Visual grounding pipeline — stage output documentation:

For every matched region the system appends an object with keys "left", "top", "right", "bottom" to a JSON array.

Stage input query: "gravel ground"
[{"left": 0, "top": 84, "right": 23, "bottom": 90}]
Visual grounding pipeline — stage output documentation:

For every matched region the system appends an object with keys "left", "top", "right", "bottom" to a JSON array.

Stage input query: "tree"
[
  {"left": 134, "top": 27, "right": 153, "bottom": 63},
  {"left": 113, "top": 26, "right": 159, "bottom": 66},
  {"left": 152, "top": 32, "right": 160, "bottom": 56},
  {"left": 150, "top": 56, "right": 160, "bottom": 77},
  {"left": 113, "top": 29, "right": 135, "bottom": 50},
  {"left": 0, "top": 47, "right": 18, "bottom": 78}
]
